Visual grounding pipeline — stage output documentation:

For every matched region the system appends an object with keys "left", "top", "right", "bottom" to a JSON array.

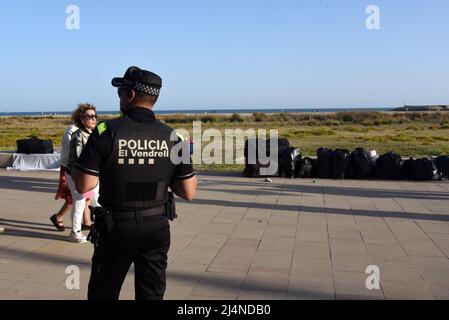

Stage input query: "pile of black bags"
[
  {"left": 243, "top": 138, "right": 293, "bottom": 178},
  {"left": 434, "top": 156, "right": 449, "bottom": 179},
  {"left": 331, "top": 149, "right": 351, "bottom": 179},
  {"left": 375, "top": 151, "right": 402, "bottom": 179},
  {"left": 348, "top": 148, "right": 377, "bottom": 179},
  {"left": 315, "top": 148, "right": 352, "bottom": 179},
  {"left": 243, "top": 138, "right": 449, "bottom": 181},
  {"left": 16, "top": 136, "right": 54, "bottom": 154},
  {"left": 278, "top": 146, "right": 301, "bottom": 178},
  {"left": 295, "top": 157, "right": 316, "bottom": 178}
]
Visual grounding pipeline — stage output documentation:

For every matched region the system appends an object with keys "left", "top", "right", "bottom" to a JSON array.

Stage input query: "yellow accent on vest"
[{"left": 97, "top": 122, "right": 107, "bottom": 135}]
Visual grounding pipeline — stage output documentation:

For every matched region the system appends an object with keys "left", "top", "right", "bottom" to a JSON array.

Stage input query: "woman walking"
[
  {"left": 50, "top": 123, "right": 78, "bottom": 231},
  {"left": 66, "top": 103, "right": 99, "bottom": 243}
]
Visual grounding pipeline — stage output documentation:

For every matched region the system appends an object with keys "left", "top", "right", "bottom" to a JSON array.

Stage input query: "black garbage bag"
[
  {"left": 401, "top": 158, "right": 414, "bottom": 180},
  {"left": 245, "top": 138, "right": 266, "bottom": 159},
  {"left": 243, "top": 138, "right": 270, "bottom": 177},
  {"left": 278, "top": 138, "right": 292, "bottom": 158},
  {"left": 412, "top": 158, "right": 438, "bottom": 181},
  {"left": 316, "top": 147, "right": 333, "bottom": 178},
  {"left": 279, "top": 147, "right": 301, "bottom": 178},
  {"left": 16, "top": 136, "right": 54, "bottom": 154},
  {"left": 244, "top": 138, "right": 290, "bottom": 162},
  {"left": 275, "top": 138, "right": 291, "bottom": 176},
  {"left": 434, "top": 155, "right": 449, "bottom": 179},
  {"left": 293, "top": 158, "right": 302, "bottom": 178},
  {"left": 375, "top": 152, "right": 402, "bottom": 179},
  {"left": 296, "top": 157, "right": 316, "bottom": 178},
  {"left": 331, "top": 149, "right": 351, "bottom": 179},
  {"left": 243, "top": 163, "right": 259, "bottom": 178},
  {"left": 348, "top": 148, "right": 375, "bottom": 179}
]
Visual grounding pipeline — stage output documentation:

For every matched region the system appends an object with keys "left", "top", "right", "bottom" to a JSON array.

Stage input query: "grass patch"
[{"left": 2, "top": 111, "right": 449, "bottom": 171}]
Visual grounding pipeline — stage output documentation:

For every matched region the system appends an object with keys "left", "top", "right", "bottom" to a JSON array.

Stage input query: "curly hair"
[{"left": 71, "top": 103, "right": 96, "bottom": 129}]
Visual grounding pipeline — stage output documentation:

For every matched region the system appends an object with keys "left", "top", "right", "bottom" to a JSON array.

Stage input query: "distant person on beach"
[{"left": 66, "top": 104, "right": 99, "bottom": 243}]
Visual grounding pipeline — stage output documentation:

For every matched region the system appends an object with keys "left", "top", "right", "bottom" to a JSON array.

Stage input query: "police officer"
[{"left": 73, "top": 66, "right": 197, "bottom": 300}]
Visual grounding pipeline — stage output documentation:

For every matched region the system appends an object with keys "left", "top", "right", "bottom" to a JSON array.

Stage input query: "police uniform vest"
[{"left": 99, "top": 116, "right": 176, "bottom": 209}]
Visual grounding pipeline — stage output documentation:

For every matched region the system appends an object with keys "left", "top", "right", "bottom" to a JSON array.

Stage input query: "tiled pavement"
[{"left": 1, "top": 169, "right": 449, "bottom": 299}]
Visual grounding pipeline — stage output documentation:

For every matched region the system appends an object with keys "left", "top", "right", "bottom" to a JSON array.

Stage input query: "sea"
[{"left": 0, "top": 107, "right": 394, "bottom": 117}]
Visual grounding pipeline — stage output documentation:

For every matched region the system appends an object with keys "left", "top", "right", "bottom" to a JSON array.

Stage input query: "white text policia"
[{"left": 118, "top": 139, "right": 169, "bottom": 158}]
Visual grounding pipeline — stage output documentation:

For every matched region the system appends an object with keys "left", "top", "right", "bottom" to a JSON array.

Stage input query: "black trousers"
[{"left": 87, "top": 213, "right": 170, "bottom": 300}]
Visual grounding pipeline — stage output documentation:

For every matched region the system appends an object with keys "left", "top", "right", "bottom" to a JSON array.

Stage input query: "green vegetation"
[{"left": 1, "top": 111, "right": 449, "bottom": 172}]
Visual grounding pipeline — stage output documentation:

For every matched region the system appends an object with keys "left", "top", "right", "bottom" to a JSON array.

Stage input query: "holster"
[
  {"left": 165, "top": 192, "right": 177, "bottom": 221},
  {"left": 90, "top": 206, "right": 113, "bottom": 233},
  {"left": 88, "top": 206, "right": 113, "bottom": 246}
]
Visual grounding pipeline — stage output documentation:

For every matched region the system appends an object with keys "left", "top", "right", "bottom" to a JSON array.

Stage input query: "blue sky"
[{"left": 0, "top": 0, "right": 448, "bottom": 112}]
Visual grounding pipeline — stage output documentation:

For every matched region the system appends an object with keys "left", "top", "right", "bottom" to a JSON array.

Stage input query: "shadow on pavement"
[
  {"left": 0, "top": 228, "right": 70, "bottom": 242},
  {"left": 0, "top": 245, "right": 91, "bottom": 266},
  {"left": 0, "top": 218, "right": 62, "bottom": 232},
  {"left": 189, "top": 197, "right": 449, "bottom": 222},
  {"left": 198, "top": 179, "right": 449, "bottom": 201},
  {"left": 0, "top": 176, "right": 57, "bottom": 194},
  {"left": 0, "top": 245, "right": 336, "bottom": 300},
  {"left": 1, "top": 175, "right": 448, "bottom": 201}
]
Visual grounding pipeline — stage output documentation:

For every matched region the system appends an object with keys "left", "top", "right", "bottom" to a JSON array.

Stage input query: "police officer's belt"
[{"left": 112, "top": 205, "right": 166, "bottom": 222}]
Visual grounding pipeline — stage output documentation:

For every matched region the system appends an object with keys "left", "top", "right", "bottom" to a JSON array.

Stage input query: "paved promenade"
[{"left": 1, "top": 169, "right": 449, "bottom": 300}]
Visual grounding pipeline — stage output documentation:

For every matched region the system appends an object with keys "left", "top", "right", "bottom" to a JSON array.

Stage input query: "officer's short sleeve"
[
  {"left": 173, "top": 163, "right": 195, "bottom": 180},
  {"left": 74, "top": 124, "right": 108, "bottom": 177},
  {"left": 172, "top": 134, "right": 195, "bottom": 181}
]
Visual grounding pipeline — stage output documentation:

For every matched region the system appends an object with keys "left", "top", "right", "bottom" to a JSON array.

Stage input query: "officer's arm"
[
  {"left": 72, "top": 168, "right": 99, "bottom": 194},
  {"left": 170, "top": 176, "right": 197, "bottom": 201}
]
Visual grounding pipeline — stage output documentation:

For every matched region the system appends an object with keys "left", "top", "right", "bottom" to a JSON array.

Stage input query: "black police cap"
[{"left": 111, "top": 66, "right": 162, "bottom": 96}]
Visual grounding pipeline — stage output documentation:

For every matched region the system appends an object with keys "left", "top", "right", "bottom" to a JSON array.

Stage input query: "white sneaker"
[
  {"left": 69, "top": 231, "right": 87, "bottom": 243},
  {"left": 0, "top": 227, "right": 5, "bottom": 234}
]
